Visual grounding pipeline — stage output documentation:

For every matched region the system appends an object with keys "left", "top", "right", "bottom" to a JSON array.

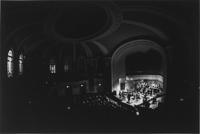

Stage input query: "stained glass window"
[
  {"left": 18, "top": 54, "right": 23, "bottom": 75},
  {"left": 7, "top": 50, "right": 14, "bottom": 78},
  {"left": 49, "top": 59, "right": 56, "bottom": 74}
]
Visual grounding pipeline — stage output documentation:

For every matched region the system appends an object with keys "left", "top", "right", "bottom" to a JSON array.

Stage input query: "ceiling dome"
[
  {"left": 45, "top": 2, "right": 122, "bottom": 42},
  {"left": 55, "top": 4, "right": 109, "bottom": 40}
]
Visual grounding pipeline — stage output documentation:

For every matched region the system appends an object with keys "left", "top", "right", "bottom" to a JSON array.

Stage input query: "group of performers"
[{"left": 119, "top": 80, "right": 163, "bottom": 107}]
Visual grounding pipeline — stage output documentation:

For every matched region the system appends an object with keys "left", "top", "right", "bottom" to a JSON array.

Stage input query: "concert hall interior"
[{"left": 1, "top": 0, "right": 199, "bottom": 133}]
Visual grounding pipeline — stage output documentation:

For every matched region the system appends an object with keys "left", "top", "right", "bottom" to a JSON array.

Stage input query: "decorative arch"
[
  {"left": 92, "top": 41, "right": 109, "bottom": 55},
  {"left": 111, "top": 39, "right": 167, "bottom": 96}
]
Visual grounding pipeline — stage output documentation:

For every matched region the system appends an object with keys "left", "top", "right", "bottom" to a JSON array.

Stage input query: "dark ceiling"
[{"left": 1, "top": 0, "right": 198, "bottom": 62}]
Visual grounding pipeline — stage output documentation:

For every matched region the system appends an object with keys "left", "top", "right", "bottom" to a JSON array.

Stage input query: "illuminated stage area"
[{"left": 114, "top": 75, "right": 164, "bottom": 109}]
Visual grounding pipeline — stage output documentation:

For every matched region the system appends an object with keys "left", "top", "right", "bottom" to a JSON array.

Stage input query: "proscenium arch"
[{"left": 111, "top": 39, "right": 167, "bottom": 95}]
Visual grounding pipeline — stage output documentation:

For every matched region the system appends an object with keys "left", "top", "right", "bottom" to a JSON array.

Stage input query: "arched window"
[
  {"left": 7, "top": 49, "right": 14, "bottom": 78},
  {"left": 18, "top": 54, "right": 24, "bottom": 75},
  {"left": 49, "top": 59, "right": 56, "bottom": 74},
  {"left": 64, "top": 57, "right": 72, "bottom": 73}
]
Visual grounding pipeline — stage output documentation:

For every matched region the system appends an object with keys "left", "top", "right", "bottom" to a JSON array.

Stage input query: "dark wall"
[{"left": 125, "top": 50, "right": 163, "bottom": 75}]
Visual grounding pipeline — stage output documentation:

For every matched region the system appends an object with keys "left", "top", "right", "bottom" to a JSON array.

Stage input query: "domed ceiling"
[{"left": 2, "top": 1, "right": 194, "bottom": 62}]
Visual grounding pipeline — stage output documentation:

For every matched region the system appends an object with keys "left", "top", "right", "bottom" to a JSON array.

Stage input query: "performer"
[{"left": 127, "top": 93, "right": 131, "bottom": 103}]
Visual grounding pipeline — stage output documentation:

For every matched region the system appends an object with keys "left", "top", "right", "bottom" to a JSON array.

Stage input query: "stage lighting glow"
[{"left": 114, "top": 75, "right": 165, "bottom": 110}]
